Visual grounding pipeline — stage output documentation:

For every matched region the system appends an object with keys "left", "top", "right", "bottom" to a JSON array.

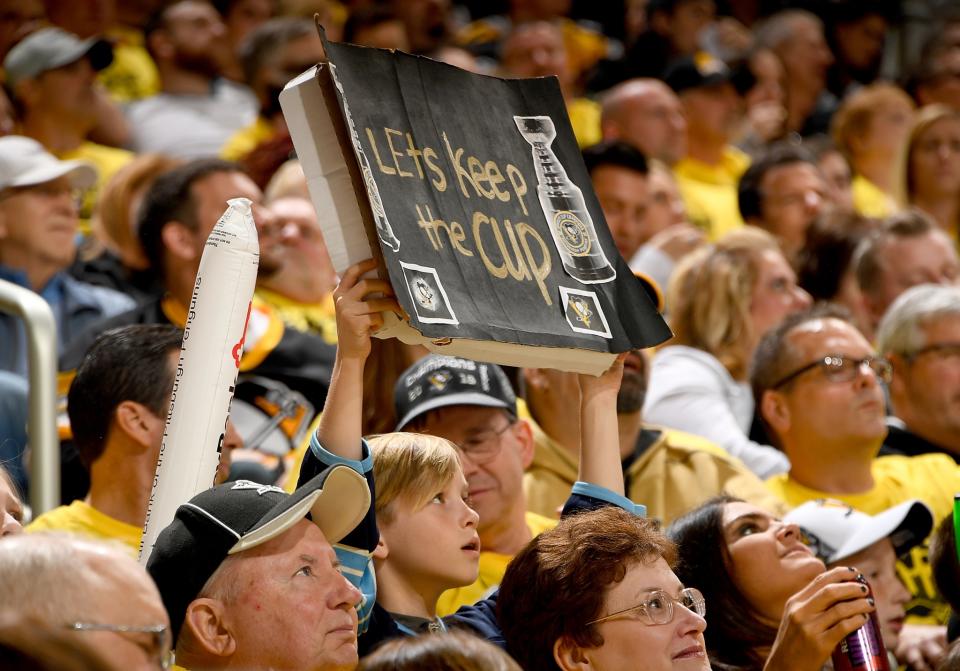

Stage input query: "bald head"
[
  {"left": 601, "top": 79, "right": 687, "bottom": 165},
  {"left": 0, "top": 534, "right": 170, "bottom": 668}
]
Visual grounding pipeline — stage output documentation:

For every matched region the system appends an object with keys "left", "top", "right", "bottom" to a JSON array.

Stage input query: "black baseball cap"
[
  {"left": 146, "top": 465, "right": 369, "bottom": 641},
  {"left": 663, "top": 53, "right": 735, "bottom": 95},
  {"left": 394, "top": 355, "right": 517, "bottom": 430}
]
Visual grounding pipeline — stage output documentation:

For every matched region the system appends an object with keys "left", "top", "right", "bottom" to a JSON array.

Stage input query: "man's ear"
[
  {"left": 554, "top": 636, "right": 591, "bottom": 671},
  {"left": 161, "top": 221, "right": 200, "bottom": 262},
  {"left": 181, "top": 598, "right": 236, "bottom": 659},
  {"left": 114, "top": 400, "right": 160, "bottom": 451},
  {"left": 372, "top": 535, "right": 388, "bottom": 561},
  {"left": 886, "top": 354, "right": 908, "bottom": 402},
  {"left": 760, "top": 389, "right": 791, "bottom": 436},
  {"left": 514, "top": 418, "right": 536, "bottom": 470},
  {"left": 12, "top": 79, "right": 38, "bottom": 111},
  {"left": 856, "top": 291, "right": 882, "bottom": 334}
]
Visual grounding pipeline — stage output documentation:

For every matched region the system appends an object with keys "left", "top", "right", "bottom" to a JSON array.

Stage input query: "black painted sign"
[{"left": 322, "top": 39, "right": 671, "bottom": 355}]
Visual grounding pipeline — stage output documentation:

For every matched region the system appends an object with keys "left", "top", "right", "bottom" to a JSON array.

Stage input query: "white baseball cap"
[
  {"left": 0, "top": 136, "right": 97, "bottom": 192},
  {"left": 785, "top": 498, "right": 933, "bottom": 564}
]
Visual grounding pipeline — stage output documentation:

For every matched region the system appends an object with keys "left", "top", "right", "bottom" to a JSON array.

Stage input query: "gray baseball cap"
[
  {"left": 0, "top": 136, "right": 97, "bottom": 192},
  {"left": 4, "top": 27, "right": 114, "bottom": 91}
]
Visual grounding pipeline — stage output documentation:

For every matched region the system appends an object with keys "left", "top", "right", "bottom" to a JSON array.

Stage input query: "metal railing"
[{"left": 0, "top": 279, "right": 59, "bottom": 515}]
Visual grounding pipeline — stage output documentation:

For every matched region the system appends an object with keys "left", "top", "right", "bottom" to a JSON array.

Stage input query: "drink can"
[{"left": 831, "top": 581, "right": 890, "bottom": 671}]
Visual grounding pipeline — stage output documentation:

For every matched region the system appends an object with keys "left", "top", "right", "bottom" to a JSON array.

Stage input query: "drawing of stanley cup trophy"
[
  {"left": 330, "top": 63, "right": 401, "bottom": 252},
  {"left": 514, "top": 115, "right": 615, "bottom": 284}
]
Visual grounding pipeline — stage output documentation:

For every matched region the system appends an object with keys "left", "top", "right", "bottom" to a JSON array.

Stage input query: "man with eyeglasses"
[
  {"left": 0, "top": 135, "right": 134, "bottom": 377},
  {"left": 878, "top": 284, "right": 960, "bottom": 463},
  {"left": 751, "top": 305, "right": 960, "bottom": 629},
  {"left": 0, "top": 533, "right": 172, "bottom": 670},
  {"left": 394, "top": 354, "right": 555, "bottom": 615}
]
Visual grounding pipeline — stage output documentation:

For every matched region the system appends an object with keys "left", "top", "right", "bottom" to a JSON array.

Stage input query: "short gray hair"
[
  {"left": 876, "top": 284, "right": 960, "bottom": 356},
  {"left": 0, "top": 533, "right": 132, "bottom": 623}
]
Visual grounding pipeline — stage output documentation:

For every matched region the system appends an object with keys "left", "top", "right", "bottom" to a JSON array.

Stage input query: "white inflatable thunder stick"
[{"left": 139, "top": 198, "right": 260, "bottom": 564}]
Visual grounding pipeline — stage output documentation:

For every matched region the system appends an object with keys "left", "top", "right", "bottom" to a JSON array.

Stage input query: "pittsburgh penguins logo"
[
  {"left": 554, "top": 211, "right": 591, "bottom": 256},
  {"left": 414, "top": 277, "right": 437, "bottom": 310},
  {"left": 570, "top": 297, "right": 593, "bottom": 327}
]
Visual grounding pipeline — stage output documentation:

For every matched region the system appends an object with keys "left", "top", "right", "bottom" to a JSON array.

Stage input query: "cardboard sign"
[{"left": 281, "top": 39, "right": 671, "bottom": 374}]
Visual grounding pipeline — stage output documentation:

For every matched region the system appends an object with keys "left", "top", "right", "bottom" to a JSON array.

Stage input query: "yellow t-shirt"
[
  {"left": 766, "top": 453, "right": 960, "bottom": 625},
  {"left": 435, "top": 511, "right": 556, "bottom": 616},
  {"left": 221, "top": 116, "right": 274, "bottom": 162},
  {"left": 59, "top": 141, "right": 134, "bottom": 235},
  {"left": 255, "top": 288, "right": 337, "bottom": 345},
  {"left": 27, "top": 500, "right": 142, "bottom": 556},
  {"left": 852, "top": 174, "right": 897, "bottom": 219},
  {"left": 568, "top": 97, "right": 601, "bottom": 149},
  {"left": 97, "top": 25, "right": 160, "bottom": 103},
  {"left": 673, "top": 147, "right": 750, "bottom": 240}
]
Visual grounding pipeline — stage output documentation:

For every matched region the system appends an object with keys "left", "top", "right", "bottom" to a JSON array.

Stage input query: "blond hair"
[
  {"left": 895, "top": 104, "right": 960, "bottom": 207},
  {"left": 831, "top": 83, "right": 915, "bottom": 162},
  {"left": 90, "top": 154, "right": 182, "bottom": 268},
  {"left": 369, "top": 432, "right": 461, "bottom": 523},
  {"left": 668, "top": 227, "right": 781, "bottom": 379}
]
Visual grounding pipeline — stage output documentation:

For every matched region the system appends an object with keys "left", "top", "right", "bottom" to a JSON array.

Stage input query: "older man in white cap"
[
  {"left": 786, "top": 499, "right": 944, "bottom": 670},
  {"left": 0, "top": 136, "right": 134, "bottom": 375}
]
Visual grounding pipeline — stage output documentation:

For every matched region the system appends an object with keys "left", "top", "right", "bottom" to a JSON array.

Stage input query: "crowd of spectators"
[{"left": 4, "top": 0, "right": 960, "bottom": 669}]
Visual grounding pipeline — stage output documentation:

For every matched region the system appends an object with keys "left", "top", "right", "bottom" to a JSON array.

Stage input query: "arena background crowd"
[{"left": 4, "top": 0, "right": 960, "bottom": 669}]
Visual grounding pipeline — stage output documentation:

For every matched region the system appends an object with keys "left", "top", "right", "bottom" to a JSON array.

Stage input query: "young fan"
[{"left": 298, "top": 258, "right": 642, "bottom": 654}]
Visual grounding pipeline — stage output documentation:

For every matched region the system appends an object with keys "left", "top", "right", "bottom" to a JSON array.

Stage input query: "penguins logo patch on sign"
[
  {"left": 399, "top": 261, "right": 459, "bottom": 325},
  {"left": 414, "top": 277, "right": 437, "bottom": 311},
  {"left": 559, "top": 287, "right": 612, "bottom": 338}
]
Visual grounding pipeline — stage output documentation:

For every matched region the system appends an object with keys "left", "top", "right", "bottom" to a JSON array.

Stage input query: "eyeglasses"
[
  {"left": 904, "top": 343, "right": 960, "bottom": 363},
  {"left": 586, "top": 587, "right": 706, "bottom": 627},
  {"left": 0, "top": 182, "right": 84, "bottom": 209},
  {"left": 770, "top": 354, "right": 892, "bottom": 390},
  {"left": 453, "top": 419, "right": 516, "bottom": 465},
  {"left": 66, "top": 622, "right": 174, "bottom": 669}
]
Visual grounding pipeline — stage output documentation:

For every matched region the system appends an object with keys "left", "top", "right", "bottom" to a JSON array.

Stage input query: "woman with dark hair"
[{"left": 667, "top": 496, "right": 875, "bottom": 671}]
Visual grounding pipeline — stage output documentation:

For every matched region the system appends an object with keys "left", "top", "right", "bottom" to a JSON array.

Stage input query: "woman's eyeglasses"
[{"left": 586, "top": 587, "right": 706, "bottom": 627}]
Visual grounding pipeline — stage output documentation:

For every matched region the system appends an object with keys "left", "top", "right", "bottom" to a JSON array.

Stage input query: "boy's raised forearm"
[
  {"left": 316, "top": 352, "right": 366, "bottom": 461},
  {"left": 576, "top": 355, "right": 626, "bottom": 496},
  {"left": 316, "top": 259, "right": 399, "bottom": 462}
]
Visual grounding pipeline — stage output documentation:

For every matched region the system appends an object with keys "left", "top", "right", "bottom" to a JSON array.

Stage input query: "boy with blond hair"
[
  {"left": 368, "top": 432, "right": 480, "bottom": 632},
  {"left": 299, "top": 258, "right": 644, "bottom": 653}
]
